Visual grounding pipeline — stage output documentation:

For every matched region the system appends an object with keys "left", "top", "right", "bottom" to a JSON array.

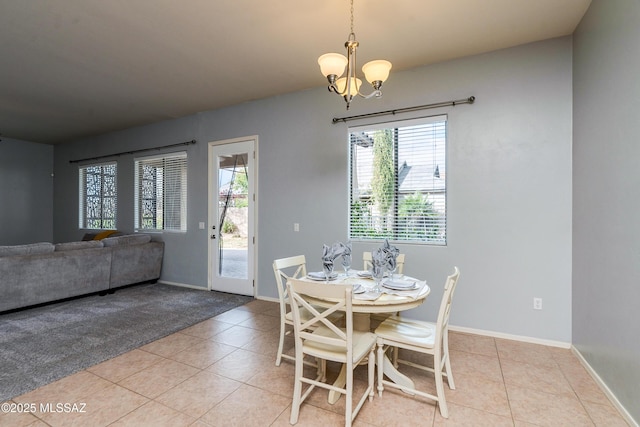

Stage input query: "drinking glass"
[
  {"left": 371, "top": 264, "right": 385, "bottom": 293},
  {"left": 341, "top": 253, "right": 352, "bottom": 277},
  {"left": 323, "top": 260, "right": 334, "bottom": 283},
  {"left": 387, "top": 257, "right": 398, "bottom": 280}
]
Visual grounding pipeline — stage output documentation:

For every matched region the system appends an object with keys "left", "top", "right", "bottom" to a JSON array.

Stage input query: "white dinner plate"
[
  {"left": 352, "top": 284, "right": 366, "bottom": 294},
  {"left": 356, "top": 271, "right": 372, "bottom": 278},
  {"left": 382, "top": 279, "right": 419, "bottom": 290},
  {"left": 307, "top": 272, "right": 338, "bottom": 281}
]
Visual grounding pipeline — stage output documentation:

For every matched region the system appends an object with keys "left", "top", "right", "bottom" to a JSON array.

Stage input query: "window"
[
  {"left": 349, "top": 115, "right": 447, "bottom": 244},
  {"left": 134, "top": 152, "right": 187, "bottom": 232},
  {"left": 78, "top": 162, "right": 117, "bottom": 229}
]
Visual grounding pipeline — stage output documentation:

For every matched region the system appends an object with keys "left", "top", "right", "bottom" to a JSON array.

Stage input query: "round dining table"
[{"left": 300, "top": 273, "right": 431, "bottom": 404}]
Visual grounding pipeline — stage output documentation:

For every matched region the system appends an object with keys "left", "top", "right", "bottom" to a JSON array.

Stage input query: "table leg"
[
  {"left": 328, "top": 365, "right": 346, "bottom": 404},
  {"left": 353, "top": 313, "right": 370, "bottom": 331},
  {"left": 381, "top": 353, "right": 415, "bottom": 390}
]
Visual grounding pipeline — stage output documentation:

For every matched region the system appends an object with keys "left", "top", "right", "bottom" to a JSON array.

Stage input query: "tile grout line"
[{"left": 494, "top": 337, "right": 520, "bottom": 427}]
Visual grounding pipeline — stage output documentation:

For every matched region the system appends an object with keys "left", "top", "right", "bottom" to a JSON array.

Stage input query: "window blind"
[
  {"left": 134, "top": 152, "right": 187, "bottom": 232},
  {"left": 349, "top": 115, "right": 447, "bottom": 244}
]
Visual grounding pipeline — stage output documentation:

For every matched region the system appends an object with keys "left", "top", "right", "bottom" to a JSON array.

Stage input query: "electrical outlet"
[
  {"left": 533, "top": 297, "right": 543, "bottom": 310},
  {"left": 294, "top": 223, "right": 300, "bottom": 232}
]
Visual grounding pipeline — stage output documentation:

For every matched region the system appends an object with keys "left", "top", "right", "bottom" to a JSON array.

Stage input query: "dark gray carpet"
[{"left": 0, "top": 283, "right": 252, "bottom": 402}]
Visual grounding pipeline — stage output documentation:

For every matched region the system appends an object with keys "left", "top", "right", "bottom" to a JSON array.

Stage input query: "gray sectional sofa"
[{"left": 0, "top": 234, "right": 164, "bottom": 313}]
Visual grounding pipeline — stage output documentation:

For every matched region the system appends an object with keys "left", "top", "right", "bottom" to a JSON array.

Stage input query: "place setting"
[
  {"left": 305, "top": 240, "right": 428, "bottom": 301},
  {"left": 380, "top": 277, "right": 428, "bottom": 299},
  {"left": 365, "top": 240, "right": 428, "bottom": 300},
  {"left": 305, "top": 242, "right": 346, "bottom": 282},
  {"left": 306, "top": 270, "right": 339, "bottom": 281}
]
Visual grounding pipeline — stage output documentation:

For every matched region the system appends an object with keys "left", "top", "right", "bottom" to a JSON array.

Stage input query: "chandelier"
[{"left": 317, "top": 0, "right": 392, "bottom": 109}]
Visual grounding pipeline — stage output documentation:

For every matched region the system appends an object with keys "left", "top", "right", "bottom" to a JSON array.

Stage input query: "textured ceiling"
[{"left": 0, "top": 0, "right": 591, "bottom": 144}]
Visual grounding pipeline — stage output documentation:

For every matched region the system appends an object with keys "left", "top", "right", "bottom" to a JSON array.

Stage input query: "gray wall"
[
  {"left": 573, "top": 0, "right": 640, "bottom": 421},
  {"left": 53, "top": 36, "right": 574, "bottom": 343},
  {"left": 0, "top": 137, "right": 53, "bottom": 244}
]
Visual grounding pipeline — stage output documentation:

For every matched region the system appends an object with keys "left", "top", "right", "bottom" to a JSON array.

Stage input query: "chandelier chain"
[{"left": 350, "top": 0, "right": 354, "bottom": 35}]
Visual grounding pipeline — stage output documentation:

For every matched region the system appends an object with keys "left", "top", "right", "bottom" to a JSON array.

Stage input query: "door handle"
[{"left": 210, "top": 234, "right": 216, "bottom": 239}]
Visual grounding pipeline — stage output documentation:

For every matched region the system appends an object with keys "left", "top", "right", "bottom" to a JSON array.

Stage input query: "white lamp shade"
[
  {"left": 362, "top": 60, "right": 392, "bottom": 83},
  {"left": 318, "top": 53, "right": 348, "bottom": 77},
  {"left": 336, "top": 77, "right": 362, "bottom": 95}
]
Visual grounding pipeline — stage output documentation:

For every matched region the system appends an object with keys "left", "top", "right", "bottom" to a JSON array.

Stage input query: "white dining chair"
[
  {"left": 273, "top": 255, "right": 342, "bottom": 366},
  {"left": 272, "top": 255, "right": 308, "bottom": 366},
  {"left": 374, "top": 267, "right": 460, "bottom": 418},
  {"left": 287, "top": 278, "right": 376, "bottom": 427}
]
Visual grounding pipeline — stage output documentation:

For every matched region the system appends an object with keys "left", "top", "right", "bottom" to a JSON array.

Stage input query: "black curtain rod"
[
  {"left": 69, "top": 139, "right": 196, "bottom": 164},
  {"left": 332, "top": 96, "right": 475, "bottom": 124}
]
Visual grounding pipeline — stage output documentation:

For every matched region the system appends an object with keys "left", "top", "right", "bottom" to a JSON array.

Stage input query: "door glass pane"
[{"left": 218, "top": 153, "right": 249, "bottom": 279}]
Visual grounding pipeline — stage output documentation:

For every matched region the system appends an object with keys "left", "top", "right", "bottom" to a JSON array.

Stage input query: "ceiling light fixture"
[{"left": 318, "top": 0, "right": 392, "bottom": 110}]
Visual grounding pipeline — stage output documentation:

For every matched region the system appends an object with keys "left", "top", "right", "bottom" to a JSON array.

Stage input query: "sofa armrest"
[{"left": 108, "top": 241, "right": 164, "bottom": 288}]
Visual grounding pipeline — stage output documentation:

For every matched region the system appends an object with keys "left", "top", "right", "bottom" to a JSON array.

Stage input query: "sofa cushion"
[
  {"left": 93, "top": 230, "right": 121, "bottom": 240},
  {"left": 55, "top": 240, "right": 104, "bottom": 251},
  {"left": 102, "top": 234, "right": 152, "bottom": 247},
  {"left": 0, "top": 242, "right": 55, "bottom": 258}
]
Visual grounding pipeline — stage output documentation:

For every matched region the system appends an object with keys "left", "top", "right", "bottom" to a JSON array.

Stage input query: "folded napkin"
[
  {"left": 322, "top": 243, "right": 345, "bottom": 277},
  {"left": 322, "top": 243, "right": 345, "bottom": 262},
  {"left": 353, "top": 290, "right": 381, "bottom": 301},
  {"left": 339, "top": 241, "right": 352, "bottom": 269},
  {"left": 382, "top": 281, "right": 429, "bottom": 299},
  {"left": 371, "top": 248, "right": 386, "bottom": 279},
  {"left": 381, "top": 239, "right": 400, "bottom": 272},
  {"left": 381, "top": 238, "right": 399, "bottom": 255}
]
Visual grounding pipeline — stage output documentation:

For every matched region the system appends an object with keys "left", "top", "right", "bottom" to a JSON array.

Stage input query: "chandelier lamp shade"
[{"left": 317, "top": 0, "right": 392, "bottom": 109}]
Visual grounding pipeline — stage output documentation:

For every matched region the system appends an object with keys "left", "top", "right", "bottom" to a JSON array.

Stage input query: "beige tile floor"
[{"left": 1, "top": 299, "right": 630, "bottom": 427}]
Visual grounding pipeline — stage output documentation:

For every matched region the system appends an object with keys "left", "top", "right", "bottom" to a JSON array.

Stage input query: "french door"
[{"left": 208, "top": 137, "right": 256, "bottom": 296}]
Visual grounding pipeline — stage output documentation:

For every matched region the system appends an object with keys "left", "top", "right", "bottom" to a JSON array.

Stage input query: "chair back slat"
[
  {"left": 436, "top": 267, "right": 460, "bottom": 339},
  {"left": 287, "top": 278, "right": 353, "bottom": 352},
  {"left": 273, "top": 255, "right": 307, "bottom": 306},
  {"left": 273, "top": 255, "right": 310, "bottom": 366},
  {"left": 292, "top": 290, "right": 346, "bottom": 340}
]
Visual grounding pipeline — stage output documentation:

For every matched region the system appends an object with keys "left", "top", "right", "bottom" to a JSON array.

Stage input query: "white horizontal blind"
[
  {"left": 349, "top": 115, "right": 447, "bottom": 244},
  {"left": 134, "top": 152, "right": 187, "bottom": 232},
  {"left": 78, "top": 162, "right": 117, "bottom": 229}
]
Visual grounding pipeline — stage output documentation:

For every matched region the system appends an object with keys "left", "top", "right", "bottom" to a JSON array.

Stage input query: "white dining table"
[{"left": 300, "top": 273, "right": 431, "bottom": 404}]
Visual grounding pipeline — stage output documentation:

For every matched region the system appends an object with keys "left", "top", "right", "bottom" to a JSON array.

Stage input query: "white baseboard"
[
  {"left": 157, "top": 280, "right": 208, "bottom": 291},
  {"left": 571, "top": 346, "right": 638, "bottom": 427},
  {"left": 448, "top": 324, "right": 571, "bottom": 349},
  {"left": 252, "top": 300, "right": 573, "bottom": 349}
]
